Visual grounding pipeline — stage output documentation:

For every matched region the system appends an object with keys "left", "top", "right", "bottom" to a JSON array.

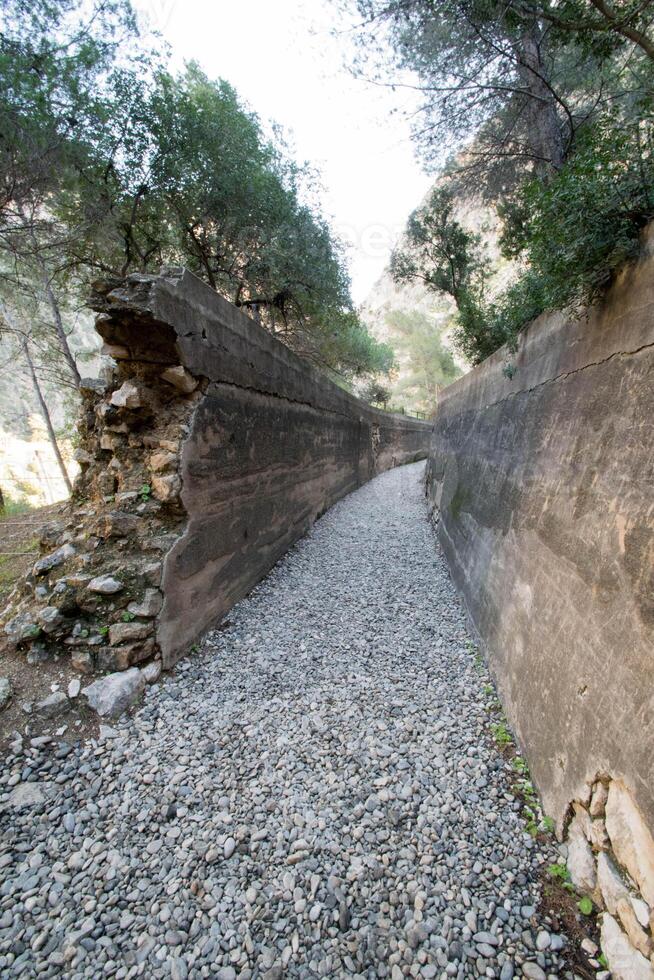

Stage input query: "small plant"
[
  {"left": 140, "top": 483, "right": 152, "bottom": 501},
  {"left": 547, "top": 861, "right": 574, "bottom": 891},
  {"left": 490, "top": 721, "right": 513, "bottom": 746},
  {"left": 190, "top": 643, "right": 199, "bottom": 654},
  {"left": 541, "top": 815, "right": 555, "bottom": 834},
  {"left": 502, "top": 363, "right": 516, "bottom": 380},
  {"left": 598, "top": 954, "right": 608, "bottom": 968},
  {"left": 482, "top": 683, "right": 494, "bottom": 696},
  {"left": 121, "top": 611, "right": 135, "bottom": 622},
  {"left": 577, "top": 896, "right": 593, "bottom": 916},
  {"left": 98, "top": 625, "right": 109, "bottom": 637},
  {"left": 512, "top": 756, "right": 529, "bottom": 776}
]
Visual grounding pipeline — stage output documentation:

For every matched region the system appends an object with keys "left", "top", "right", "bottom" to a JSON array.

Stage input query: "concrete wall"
[
  {"left": 427, "top": 238, "right": 654, "bottom": 972},
  {"left": 95, "top": 270, "right": 431, "bottom": 667}
]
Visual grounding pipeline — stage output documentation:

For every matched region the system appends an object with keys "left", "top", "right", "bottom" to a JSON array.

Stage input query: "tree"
[{"left": 384, "top": 309, "right": 461, "bottom": 412}]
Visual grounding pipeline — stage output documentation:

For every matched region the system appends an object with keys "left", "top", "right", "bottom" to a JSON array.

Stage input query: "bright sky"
[{"left": 133, "top": 0, "right": 432, "bottom": 303}]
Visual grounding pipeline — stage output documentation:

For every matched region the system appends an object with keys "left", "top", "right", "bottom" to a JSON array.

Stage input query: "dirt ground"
[{"left": 0, "top": 502, "right": 99, "bottom": 749}]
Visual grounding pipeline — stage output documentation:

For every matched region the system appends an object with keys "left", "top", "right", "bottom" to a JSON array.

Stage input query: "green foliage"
[
  {"left": 121, "top": 611, "right": 135, "bottom": 623},
  {"left": 360, "top": 380, "right": 392, "bottom": 407},
  {"left": 548, "top": 861, "right": 571, "bottom": 882},
  {"left": 490, "top": 721, "right": 513, "bottom": 746},
  {"left": 383, "top": 308, "right": 460, "bottom": 413},
  {"left": 577, "top": 896, "right": 593, "bottom": 915}
]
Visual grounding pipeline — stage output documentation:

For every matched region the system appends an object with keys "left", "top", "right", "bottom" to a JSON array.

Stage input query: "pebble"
[{"left": 0, "top": 463, "right": 577, "bottom": 978}]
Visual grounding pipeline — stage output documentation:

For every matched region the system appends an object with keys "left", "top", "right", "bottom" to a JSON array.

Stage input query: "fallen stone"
[
  {"left": 590, "top": 782, "right": 609, "bottom": 818},
  {"left": 68, "top": 678, "right": 81, "bottom": 699},
  {"left": 127, "top": 589, "right": 162, "bottom": 618},
  {"left": 37, "top": 605, "right": 65, "bottom": 634},
  {"left": 97, "top": 510, "right": 140, "bottom": 538},
  {"left": 161, "top": 364, "right": 198, "bottom": 394},
  {"left": 4, "top": 611, "right": 41, "bottom": 643},
  {"left": 142, "top": 660, "right": 162, "bottom": 684},
  {"left": 87, "top": 575, "right": 124, "bottom": 595},
  {"left": 605, "top": 780, "right": 654, "bottom": 907},
  {"left": 109, "top": 621, "right": 153, "bottom": 646},
  {"left": 97, "top": 638, "right": 154, "bottom": 671},
  {"left": 600, "top": 913, "right": 654, "bottom": 980},
  {"left": 0, "top": 676, "right": 12, "bottom": 710},
  {"left": 567, "top": 816, "right": 597, "bottom": 893},
  {"left": 33, "top": 543, "right": 75, "bottom": 576},
  {"left": 70, "top": 649, "right": 94, "bottom": 673},
  {"left": 9, "top": 783, "right": 46, "bottom": 807},
  {"left": 82, "top": 668, "right": 145, "bottom": 718},
  {"left": 34, "top": 691, "right": 69, "bottom": 718},
  {"left": 598, "top": 851, "right": 630, "bottom": 914}
]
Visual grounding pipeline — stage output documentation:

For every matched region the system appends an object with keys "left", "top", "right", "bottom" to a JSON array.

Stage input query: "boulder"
[
  {"left": 82, "top": 667, "right": 145, "bottom": 718},
  {"left": 152, "top": 474, "right": 181, "bottom": 502},
  {"left": 37, "top": 606, "right": 65, "bottom": 635},
  {"left": 600, "top": 913, "right": 654, "bottom": 980},
  {"left": 606, "top": 780, "right": 654, "bottom": 907}
]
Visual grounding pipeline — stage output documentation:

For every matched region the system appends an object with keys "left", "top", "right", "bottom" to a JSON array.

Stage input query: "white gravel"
[{"left": 0, "top": 461, "right": 574, "bottom": 979}]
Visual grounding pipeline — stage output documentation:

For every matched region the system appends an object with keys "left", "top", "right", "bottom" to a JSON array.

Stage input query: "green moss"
[{"left": 449, "top": 482, "right": 468, "bottom": 521}]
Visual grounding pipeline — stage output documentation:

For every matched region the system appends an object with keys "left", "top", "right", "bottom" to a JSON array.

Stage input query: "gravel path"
[{"left": 0, "top": 461, "right": 573, "bottom": 980}]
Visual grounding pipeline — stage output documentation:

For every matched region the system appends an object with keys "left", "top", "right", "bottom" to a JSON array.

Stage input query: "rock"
[
  {"left": 521, "top": 964, "right": 546, "bottom": 980},
  {"left": 70, "top": 649, "right": 94, "bottom": 673},
  {"left": 600, "top": 913, "right": 654, "bottom": 980},
  {"left": 617, "top": 898, "right": 652, "bottom": 957},
  {"left": 605, "top": 780, "right": 654, "bottom": 907},
  {"left": 127, "top": 589, "right": 163, "bottom": 618},
  {"left": 9, "top": 783, "right": 46, "bottom": 807},
  {"left": 101, "top": 342, "right": 130, "bottom": 360},
  {"left": 142, "top": 660, "right": 162, "bottom": 684},
  {"left": 68, "top": 678, "right": 81, "bottom": 699},
  {"left": 33, "top": 543, "right": 75, "bottom": 576},
  {"left": 97, "top": 510, "right": 140, "bottom": 538},
  {"left": 109, "top": 621, "right": 153, "bottom": 645},
  {"left": 0, "top": 676, "right": 12, "bottom": 710},
  {"left": 631, "top": 898, "right": 651, "bottom": 928},
  {"left": 161, "top": 365, "right": 198, "bottom": 394},
  {"left": 590, "top": 818, "right": 609, "bottom": 850},
  {"left": 34, "top": 691, "right": 69, "bottom": 718},
  {"left": 590, "top": 782, "right": 609, "bottom": 818},
  {"left": 567, "top": 817, "right": 597, "bottom": 893},
  {"left": 4, "top": 611, "right": 40, "bottom": 643},
  {"left": 82, "top": 667, "right": 145, "bottom": 718},
  {"left": 37, "top": 606, "right": 65, "bottom": 634},
  {"left": 224, "top": 837, "right": 236, "bottom": 859},
  {"left": 149, "top": 451, "right": 177, "bottom": 473},
  {"left": 97, "top": 638, "right": 154, "bottom": 671},
  {"left": 598, "top": 852, "right": 630, "bottom": 913},
  {"left": 152, "top": 474, "right": 181, "bottom": 502},
  {"left": 87, "top": 575, "right": 124, "bottom": 594},
  {"left": 110, "top": 380, "right": 143, "bottom": 409}
]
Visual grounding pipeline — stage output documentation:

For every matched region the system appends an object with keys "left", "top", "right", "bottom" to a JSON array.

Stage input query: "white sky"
[{"left": 133, "top": 0, "right": 432, "bottom": 303}]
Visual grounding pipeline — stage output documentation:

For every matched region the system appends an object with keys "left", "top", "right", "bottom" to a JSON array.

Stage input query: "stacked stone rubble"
[
  {"left": 0, "top": 334, "right": 203, "bottom": 679},
  {"left": 565, "top": 776, "right": 654, "bottom": 979}
]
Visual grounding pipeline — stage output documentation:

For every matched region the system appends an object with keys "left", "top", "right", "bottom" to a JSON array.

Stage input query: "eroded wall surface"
[
  {"left": 2, "top": 269, "right": 430, "bottom": 680},
  {"left": 427, "top": 241, "right": 654, "bottom": 972}
]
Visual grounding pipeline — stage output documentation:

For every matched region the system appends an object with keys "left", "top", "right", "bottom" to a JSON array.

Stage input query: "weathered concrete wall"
[
  {"left": 427, "top": 239, "right": 654, "bottom": 973},
  {"left": 2, "top": 269, "right": 430, "bottom": 684}
]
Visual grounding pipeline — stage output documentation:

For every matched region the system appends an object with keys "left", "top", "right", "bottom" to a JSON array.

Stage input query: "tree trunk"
[
  {"left": 35, "top": 255, "right": 82, "bottom": 389},
  {"left": 515, "top": 21, "right": 566, "bottom": 177},
  {"left": 22, "top": 340, "right": 73, "bottom": 496}
]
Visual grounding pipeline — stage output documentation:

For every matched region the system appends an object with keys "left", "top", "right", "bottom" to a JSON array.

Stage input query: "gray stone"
[
  {"left": 9, "top": 783, "right": 46, "bottom": 807},
  {"left": 142, "top": 660, "right": 162, "bottom": 684},
  {"left": 34, "top": 691, "right": 68, "bottom": 718},
  {"left": 82, "top": 667, "right": 145, "bottom": 718},
  {"left": 87, "top": 575, "right": 124, "bottom": 595},
  {"left": 600, "top": 912, "right": 654, "bottom": 980},
  {"left": 0, "top": 676, "right": 12, "bottom": 710},
  {"left": 33, "top": 543, "right": 75, "bottom": 576}
]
